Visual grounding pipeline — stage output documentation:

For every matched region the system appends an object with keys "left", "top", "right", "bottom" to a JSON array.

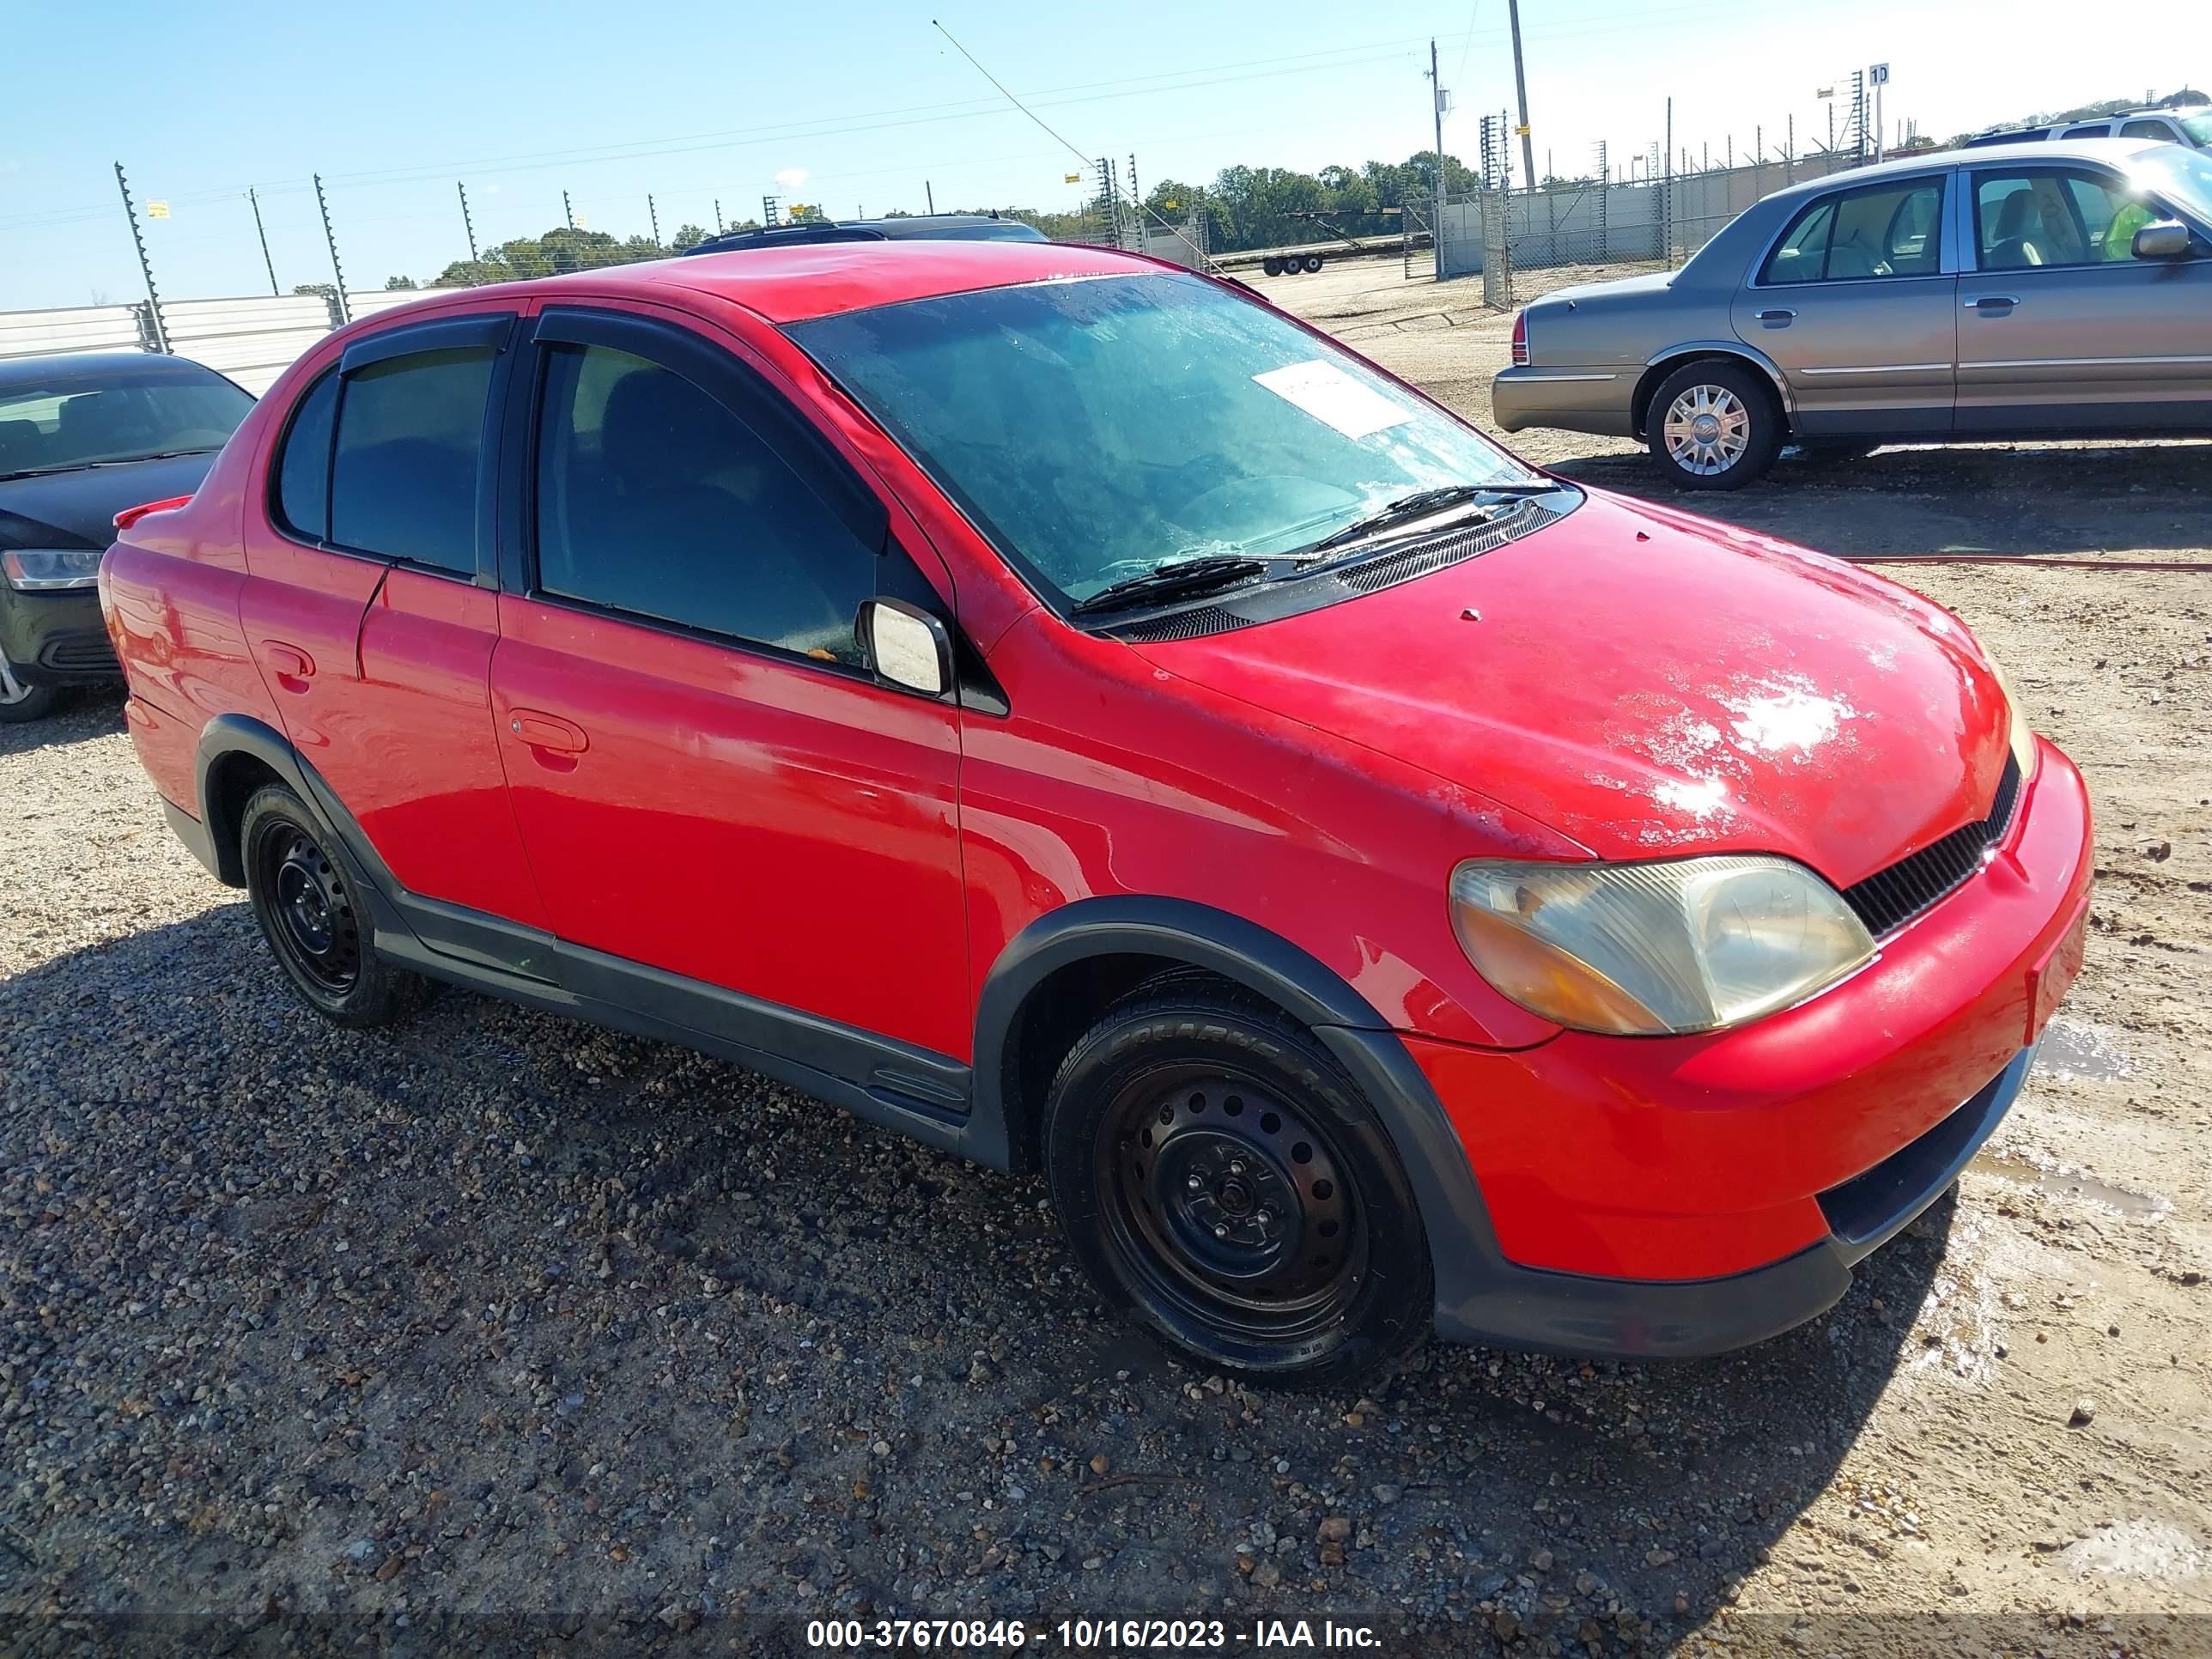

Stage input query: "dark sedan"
[{"left": 0, "top": 352, "right": 252, "bottom": 722}]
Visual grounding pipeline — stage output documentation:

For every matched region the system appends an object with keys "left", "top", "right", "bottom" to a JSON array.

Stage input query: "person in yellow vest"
[{"left": 2103, "top": 197, "right": 2154, "bottom": 260}]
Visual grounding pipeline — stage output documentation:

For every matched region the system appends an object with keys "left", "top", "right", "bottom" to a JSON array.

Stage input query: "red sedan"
[{"left": 100, "top": 240, "right": 2092, "bottom": 1382}]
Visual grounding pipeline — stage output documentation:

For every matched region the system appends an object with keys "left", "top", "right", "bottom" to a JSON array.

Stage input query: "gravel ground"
[{"left": 3, "top": 258, "right": 2209, "bottom": 1656}]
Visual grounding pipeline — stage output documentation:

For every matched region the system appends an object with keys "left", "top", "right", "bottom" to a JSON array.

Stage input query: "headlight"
[
  {"left": 1978, "top": 648, "right": 2039, "bottom": 781},
  {"left": 1450, "top": 855, "right": 1876, "bottom": 1036},
  {"left": 2, "top": 548, "right": 103, "bottom": 592}
]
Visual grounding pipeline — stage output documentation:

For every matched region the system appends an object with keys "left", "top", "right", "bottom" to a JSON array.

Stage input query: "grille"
[
  {"left": 1334, "top": 501, "right": 1562, "bottom": 595},
  {"left": 1114, "top": 605, "right": 1251, "bottom": 643},
  {"left": 1113, "top": 499, "right": 1563, "bottom": 643},
  {"left": 38, "top": 632, "right": 118, "bottom": 673},
  {"left": 1842, "top": 755, "right": 2021, "bottom": 938}
]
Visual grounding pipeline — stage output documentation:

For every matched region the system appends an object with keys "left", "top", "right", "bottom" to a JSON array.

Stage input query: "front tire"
[
  {"left": 1648, "top": 361, "right": 1781, "bottom": 489},
  {"left": 1042, "top": 987, "right": 1432, "bottom": 1384},
  {"left": 240, "top": 784, "right": 425, "bottom": 1028},
  {"left": 0, "top": 652, "right": 58, "bottom": 724}
]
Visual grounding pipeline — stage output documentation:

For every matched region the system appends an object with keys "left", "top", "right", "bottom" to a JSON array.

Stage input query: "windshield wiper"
[
  {"left": 0, "top": 447, "right": 221, "bottom": 483},
  {"left": 1307, "top": 481, "right": 1558, "bottom": 553},
  {"left": 1071, "top": 555, "right": 1272, "bottom": 617}
]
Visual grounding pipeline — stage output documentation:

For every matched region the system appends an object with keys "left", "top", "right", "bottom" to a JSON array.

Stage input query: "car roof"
[
  {"left": 1761, "top": 136, "right": 2168, "bottom": 203},
  {"left": 526, "top": 238, "right": 1163, "bottom": 325},
  {"left": 0, "top": 349, "right": 231, "bottom": 392}
]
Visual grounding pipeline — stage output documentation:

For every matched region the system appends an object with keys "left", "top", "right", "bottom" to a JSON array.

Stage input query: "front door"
[
  {"left": 1730, "top": 171, "right": 1957, "bottom": 437},
  {"left": 1955, "top": 161, "right": 2212, "bottom": 431},
  {"left": 487, "top": 305, "right": 972, "bottom": 1061}
]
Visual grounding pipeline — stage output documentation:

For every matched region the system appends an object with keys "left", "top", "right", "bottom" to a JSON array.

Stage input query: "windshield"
[
  {"left": 789, "top": 272, "right": 1539, "bottom": 605},
  {"left": 2180, "top": 111, "right": 2212, "bottom": 146},
  {"left": 2135, "top": 143, "right": 2212, "bottom": 223},
  {"left": 0, "top": 367, "right": 252, "bottom": 478}
]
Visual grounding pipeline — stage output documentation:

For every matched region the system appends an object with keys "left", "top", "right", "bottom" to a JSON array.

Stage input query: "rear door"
[
  {"left": 487, "top": 303, "right": 972, "bottom": 1060},
  {"left": 1955, "top": 161, "right": 2212, "bottom": 431},
  {"left": 237, "top": 311, "right": 550, "bottom": 933},
  {"left": 1730, "top": 171, "right": 1958, "bottom": 436}
]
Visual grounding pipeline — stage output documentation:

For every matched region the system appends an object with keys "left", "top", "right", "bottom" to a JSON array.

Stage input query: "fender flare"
[
  {"left": 191, "top": 714, "right": 414, "bottom": 950},
  {"left": 970, "top": 896, "right": 1514, "bottom": 1323}
]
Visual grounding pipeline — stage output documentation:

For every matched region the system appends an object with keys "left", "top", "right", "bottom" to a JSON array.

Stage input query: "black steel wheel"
[
  {"left": 1044, "top": 986, "right": 1431, "bottom": 1383},
  {"left": 1301, "top": 252, "right": 1325, "bottom": 273},
  {"left": 240, "top": 783, "right": 426, "bottom": 1028},
  {"left": 1261, "top": 256, "right": 1285, "bottom": 276}
]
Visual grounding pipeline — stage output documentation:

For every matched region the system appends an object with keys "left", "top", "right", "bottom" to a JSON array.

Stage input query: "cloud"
[{"left": 774, "top": 167, "right": 808, "bottom": 190}]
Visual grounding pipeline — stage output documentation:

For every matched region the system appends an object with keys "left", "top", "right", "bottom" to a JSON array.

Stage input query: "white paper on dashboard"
[{"left": 1251, "top": 359, "right": 1414, "bottom": 441}]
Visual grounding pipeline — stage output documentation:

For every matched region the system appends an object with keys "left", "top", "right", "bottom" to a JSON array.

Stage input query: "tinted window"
[
  {"left": 1760, "top": 179, "right": 1942, "bottom": 282},
  {"left": 2119, "top": 119, "right": 2172, "bottom": 140},
  {"left": 273, "top": 372, "right": 339, "bottom": 540},
  {"left": 2063, "top": 124, "right": 2112, "bottom": 138},
  {"left": 533, "top": 343, "right": 872, "bottom": 665},
  {"left": 329, "top": 346, "right": 494, "bottom": 573},
  {"left": 1975, "top": 167, "right": 2159, "bottom": 267}
]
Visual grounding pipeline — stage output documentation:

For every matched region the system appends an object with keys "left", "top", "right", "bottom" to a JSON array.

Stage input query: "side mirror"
[
  {"left": 2133, "top": 219, "right": 2192, "bottom": 260},
  {"left": 858, "top": 597, "right": 951, "bottom": 697}
]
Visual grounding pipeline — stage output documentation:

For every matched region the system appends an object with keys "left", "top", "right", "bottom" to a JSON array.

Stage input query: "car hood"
[
  {"left": 0, "top": 452, "right": 216, "bottom": 550},
  {"left": 1133, "top": 490, "right": 2012, "bottom": 888}
]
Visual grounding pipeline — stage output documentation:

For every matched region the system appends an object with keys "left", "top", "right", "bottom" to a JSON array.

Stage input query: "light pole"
[{"left": 1870, "top": 64, "right": 1889, "bottom": 163}]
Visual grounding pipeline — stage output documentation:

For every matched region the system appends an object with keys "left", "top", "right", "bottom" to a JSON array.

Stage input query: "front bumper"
[
  {"left": 0, "top": 586, "right": 118, "bottom": 684},
  {"left": 1490, "top": 366, "right": 1636, "bottom": 437},
  {"left": 1383, "top": 738, "right": 2094, "bottom": 1358}
]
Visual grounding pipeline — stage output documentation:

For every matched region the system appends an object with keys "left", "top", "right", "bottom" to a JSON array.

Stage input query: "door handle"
[
  {"left": 507, "top": 709, "right": 589, "bottom": 755},
  {"left": 1754, "top": 307, "right": 1796, "bottom": 322},
  {"left": 262, "top": 641, "right": 315, "bottom": 692},
  {"left": 1965, "top": 295, "right": 2021, "bottom": 310}
]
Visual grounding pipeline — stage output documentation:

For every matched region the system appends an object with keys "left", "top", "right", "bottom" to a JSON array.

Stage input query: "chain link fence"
[{"left": 1441, "top": 149, "right": 1866, "bottom": 309}]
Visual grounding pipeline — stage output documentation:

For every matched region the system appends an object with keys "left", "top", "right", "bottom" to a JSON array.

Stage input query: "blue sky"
[{"left": 2, "top": 0, "right": 2192, "bottom": 308}]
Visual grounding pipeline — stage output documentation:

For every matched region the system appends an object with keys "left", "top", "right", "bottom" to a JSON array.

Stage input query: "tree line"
[
  {"left": 372, "top": 149, "right": 1495, "bottom": 288},
  {"left": 372, "top": 89, "right": 2208, "bottom": 286}
]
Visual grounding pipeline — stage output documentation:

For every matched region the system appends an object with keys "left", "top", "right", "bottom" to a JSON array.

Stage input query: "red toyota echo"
[{"left": 100, "top": 241, "right": 2093, "bottom": 1382}]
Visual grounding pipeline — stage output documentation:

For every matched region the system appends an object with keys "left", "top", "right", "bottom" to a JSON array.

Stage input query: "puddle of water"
[
  {"left": 2036, "top": 1017, "right": 2133, "bottom": 1082},
  {"left": 1966, "top": 1150, "right": 2172, "bottom": 1219}
]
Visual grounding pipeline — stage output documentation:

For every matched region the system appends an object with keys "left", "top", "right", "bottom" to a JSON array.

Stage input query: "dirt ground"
[{"left": 3, "top": 256, "right": 2209, "bottom": 1656}]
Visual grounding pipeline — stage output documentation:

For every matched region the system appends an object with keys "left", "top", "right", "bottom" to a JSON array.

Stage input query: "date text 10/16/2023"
[{"left": 805, "top": 1618, "right": 1385, "bottom": 1650}]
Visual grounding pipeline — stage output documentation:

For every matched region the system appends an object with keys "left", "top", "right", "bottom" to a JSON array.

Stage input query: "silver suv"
[{"left": 1964, "top": 106, "right": 2211, "bottom": 150}]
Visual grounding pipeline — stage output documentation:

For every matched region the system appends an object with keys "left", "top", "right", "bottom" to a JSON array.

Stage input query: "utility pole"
[
  {"left": 457, "top": 181, "right": 478, "bottom": 264},
  {"left": 562, "top": 190, "right": 575, "bottom": 231},
  {"left": 313, "top": 173, "right": 349, "bottom": 324},
  {"left": 1787, "top": 112, "right": 1795, "bottom": 183},
  {"left": 647, "top": 193, "right": 661, "bottom": 246},
  {"left": 113, "top": 161, "right": 169, "bottom": 353},
  {"left": 926, "top": 179, "right": 935, "bottom": 214},
  {"left": 1505, "top": 0, "right": 1536, "bottom": 195},
  {"left": 1663, "top": 96, "right": 1674, "bottom": 266},
  {"left": 248, "top": 186, "right": 279, "bottom": 297},
  {"left": 1871, "top": 64, "right": 1889, "bottom": 163}
]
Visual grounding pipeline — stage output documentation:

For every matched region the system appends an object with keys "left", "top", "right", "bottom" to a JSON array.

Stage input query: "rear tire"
[
  {"left": 1647, "top": 361, "right": 1782, "bottom": 489},
  {"left": 240, "top": 784, "right": 426, "bottom": 1029},
  {"left": 1042, "top": 985, "right": 1432, "bottom": 1385},
  {"left": 0, "top": 652, "right": 58, "bottom": 724},
  {"left": 1262, "top": 257, "right": 1285, "bottom": 276},
  {"left": 1302, "top": 253, "right": 1325, "bottom": 273}
]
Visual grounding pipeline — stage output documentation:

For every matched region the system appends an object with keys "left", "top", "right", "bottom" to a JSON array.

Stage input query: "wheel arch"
[
  {"left": 1632, "top": 343, "right": 1795, "bottom": 441},
  {"left": 975, "top": 897, "right": 1386, "bottom": 1175},
  {"left": 973, "top": 896, "right": 1518, "bottom": 1334}
]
